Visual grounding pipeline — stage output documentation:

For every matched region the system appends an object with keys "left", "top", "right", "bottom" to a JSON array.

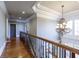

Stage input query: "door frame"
[{"left": 10, "top": 23, "right": 16, "bottom": 38}]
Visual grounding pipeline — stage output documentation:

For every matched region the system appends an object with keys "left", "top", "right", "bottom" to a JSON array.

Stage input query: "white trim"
[
  {"left": 64, "top": 10, "right": 79, "bottom": 20},
  {"left": 36, "top": 3, "right": 61, "bottom": 15},
  {"left": 33, "top": 2, "right": 79, "bottom": 20},
  {"left": 65, "top": 10, "right": 79, "bottom": 16},
  {"left": 32, "top": 3, "right": 60, "bottom": 21},
  {"left": 36, "top": 8, "right": 60, "bottom": 21},
  {"left": 36, "top": 2, "right": 79, "bottom": 17},
  {"left": 33, "top": 2, "right": 60, "bottom": 15},
  {"left": 37, "top": 13, "right": 58, "bottom": 21},
  {"left": 0, "top": 41, "right": 6, "bottom": 56}
]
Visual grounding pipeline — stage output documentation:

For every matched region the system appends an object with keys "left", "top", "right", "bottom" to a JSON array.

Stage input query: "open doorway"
[{"left": 10, "top": 24, "right": 16, "bottom": 38}]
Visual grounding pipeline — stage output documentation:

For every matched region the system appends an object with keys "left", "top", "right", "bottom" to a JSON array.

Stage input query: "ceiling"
[
  {"left": 40, "top": 1, "right": 79, "bottom": 13},
  {"left": 5, "top": 1, "right": 79, "bottom": 20},
  {"left": 5, "top": 1, "right": 36, "bottom": 19}
]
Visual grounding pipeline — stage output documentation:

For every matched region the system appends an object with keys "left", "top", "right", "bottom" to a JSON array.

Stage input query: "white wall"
[
  {"left": 37, "top": 17, "right": 58, "bottom": 41},
  {"left": 0, "top": 1, "right": 8, "bottom": 55},
  {"left": 61, "top": 11, "right": 79, "bottom": 48},
  {"left": 27, "top": 4, "right": 59, "bottom": 41},
  {"left": 29, "top": 16, "right": 37, "bottom": 35},
  {"left": 28, "top": 15, "right": 58, "bottom": 41},
  {"left": 0, "top": 7, "right": 6, "bottom": 48},
  {"left": 16, "top": 23, "right": 26, "bottom": 37},
  {"left": 8, "top": 23, "right": 10, "bottom": 38},
  {"left": 6, "top": 18, "right": 9, "bottom": 39}
]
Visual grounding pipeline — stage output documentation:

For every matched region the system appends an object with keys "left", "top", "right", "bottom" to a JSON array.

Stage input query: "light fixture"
[
  {"left": 22, "top": 11, "right": 25, "bottom": 14},
  {"left": 56, "top": 5, "right": 71, "bottom": 43}
]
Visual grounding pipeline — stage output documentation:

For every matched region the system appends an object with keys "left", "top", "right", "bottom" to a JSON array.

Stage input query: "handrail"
[
  {"left": 20, "top": 32, "right": 79, "bottom": 58},
  {"left": 29, "top": 34, "right": 79, "bottom": 54}
]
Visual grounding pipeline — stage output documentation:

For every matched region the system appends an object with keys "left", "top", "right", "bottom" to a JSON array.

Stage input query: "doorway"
[{"left": 10, "top": 24, "right": 16, "bottom": 38}]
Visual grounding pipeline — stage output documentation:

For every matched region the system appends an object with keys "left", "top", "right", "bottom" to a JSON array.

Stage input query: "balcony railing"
[{"left": 20, "top": 32, "right": 79, "bottom": 58}]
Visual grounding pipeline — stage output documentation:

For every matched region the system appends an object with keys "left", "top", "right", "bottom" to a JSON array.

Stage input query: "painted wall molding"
[{"left": 0, "top": 41, "right": 6, "bottom": 56}]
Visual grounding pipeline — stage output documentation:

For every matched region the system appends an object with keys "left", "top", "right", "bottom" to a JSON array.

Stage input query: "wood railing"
[{"left": 20, "top": 32, "right": 79, "bottom": 58}]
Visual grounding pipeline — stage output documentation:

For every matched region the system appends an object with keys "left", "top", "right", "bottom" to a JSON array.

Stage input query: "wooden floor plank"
[{"left": 0, "top": 38, "right": 33, "bottom": 58}]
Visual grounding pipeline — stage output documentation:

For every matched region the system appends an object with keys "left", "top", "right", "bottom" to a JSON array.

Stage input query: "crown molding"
[
  {"left": 37, "top": 12, "right": 59, "bottom": 21},
  {"left": 32, "top": 3, "right": 61, "bottom": 21},
  {"left": 64, "top": 10, "right": 79, "bottom": 20},
  {"left": 33, "top": 2, "right": 79, "bottom": 21},
  {"left": 0, "top": 2, "right": 8, "bottom": 17},
  {"left": 65, "top": 10, "right": 79, "bottom": 16},
  {"left": 36, "top": 4, "right": 61, "bottom": 16}
]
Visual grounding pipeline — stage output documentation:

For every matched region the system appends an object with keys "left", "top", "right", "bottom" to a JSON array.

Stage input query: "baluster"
[
  {"left": 41, "top": 40, "right": 43, "bottom": 58},
  {"left": 52, "top": 45, "right": 53, "bottom": 57},
  {"left": 42, "top": 40, "right": 44, "bottom": 58},
  {"left": 48, "top": 43, "right": 50, "bottom": 58},
  {"left": 57, "top": 47, "right": 59, "bottom": 58},
  {"left": 70, "top": 52, "right": 75, "bottom": 58},
  {"left": 52, "top": 44, "right": 55, "bottom": 57},
  {"left": 62, "top": 49, "right": 66, "bottom": 58},
  {"left": 38, "top": 39, "right": 40, "bottom": 57},
  {"left": 55, "top": 46, "right": 58, "bottom": 58},
  {"left": 37, "top": 39, "right": 40, "bottom": 57},
  {"left": 39, "top": 40, "right": 43, "bottom": 58},
  {"left": 58, "top": 47, "right": 62, "bottom": 58},
  {"left": 66, "top": 50, "right": 70, "bottom": 58},
  {"left": 36, "top": 39, "right": 38, "bottom": 57},
  {"left": 61, "top": 48, "right": 66, "bottom": 58},
  {"left": 49, "top": 44, "right": 52, "bottom": 58},
  {"left": 45, "top": 41, "right": 47, "bottom": 58},
  {"left": 60, "top": 48, "right": 63, "bottom": 58},
  {"left": 72, "top": 53, "right": 75, "bottom": 58},
  {"left": 34, "top": 38, "right": 36, "bottom": 54},
  {"left": 46, "top": 42, "right": 48, "bottom": 58},
  {"left": 34, "top": 38, "right": 37, "bottom": 57}
]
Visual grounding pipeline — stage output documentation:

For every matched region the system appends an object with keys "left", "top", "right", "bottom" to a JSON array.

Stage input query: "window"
[
  {"left": 66, "top": 20, "right": 73, "bottom": 30},
  {"left": 66, "top": 20, "right": 73, "bottom": 35},
  {"left": 66, "top": 20, "right": 79, "bottom": 36},
  {"left": 74, "top": 20, "right": 79, "bottom": 36}
]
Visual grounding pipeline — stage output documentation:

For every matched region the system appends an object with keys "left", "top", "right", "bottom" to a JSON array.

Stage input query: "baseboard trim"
[{"left": 0, "top": 41, "right": 6, "bottom": 56}]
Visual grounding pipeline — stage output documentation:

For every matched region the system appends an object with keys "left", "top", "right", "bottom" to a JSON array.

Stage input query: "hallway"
[{"left": 0, "top": 38, "right": 33, "bottom": 58}]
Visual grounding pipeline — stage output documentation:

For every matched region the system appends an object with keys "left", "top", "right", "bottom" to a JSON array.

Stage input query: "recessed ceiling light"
[{"left": 22, "top": 11, "right": 25, "bottom": 14}]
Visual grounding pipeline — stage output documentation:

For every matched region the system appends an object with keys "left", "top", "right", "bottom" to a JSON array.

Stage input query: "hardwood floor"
[{"left": 0, "top": 38, "right": 33, "bottom": 58}]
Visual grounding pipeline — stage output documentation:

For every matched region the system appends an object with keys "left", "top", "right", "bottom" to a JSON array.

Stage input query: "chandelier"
[{"left": 56, "top": 5, "right": 71, "bottom": 42}]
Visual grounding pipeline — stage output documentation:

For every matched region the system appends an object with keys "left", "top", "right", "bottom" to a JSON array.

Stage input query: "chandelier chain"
[{"left": 62, "top": 5, "right": 64, "bottom": 18}]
